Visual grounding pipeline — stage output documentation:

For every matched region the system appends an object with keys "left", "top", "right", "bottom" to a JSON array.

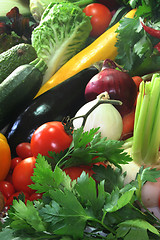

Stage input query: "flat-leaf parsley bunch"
[{"left": 1, "top": 127, "right": 160, "bottom": 239}]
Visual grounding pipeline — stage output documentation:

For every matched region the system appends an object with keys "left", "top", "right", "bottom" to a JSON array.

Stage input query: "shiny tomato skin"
[
  {"left": 30, "top": 121, "right": 72, "bottom": 158},
  {"left": 64, "top": 165, "right": 94, "bottom": 180},
  {"left": 10, "top": 157, "right": 22, "bottom": 170},
  {"left": 6, "top": 191, "right": 29, "bottom": 207},
  {"left": 29, "top": 192, "right": 43, "bottom": 201},
  {"left": 83, "top": 3, "right": 112, "bottom": 37},
  {"left": 0, "top": 181, "right": 15, "bottom": 199},
  {"left": 12, "top": 157, "right": 36, "bottom": 195},
  {"left": 16, "top": 142, "right": 32, "bottom": 159}
]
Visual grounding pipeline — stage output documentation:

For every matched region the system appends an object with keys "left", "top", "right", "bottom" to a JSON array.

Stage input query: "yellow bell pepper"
[
  {"left": 0, "top": 133, "right": 11, "bottom": 181},
  {"left": 35, "top": 8, "right": 137, "bottom": 98}
]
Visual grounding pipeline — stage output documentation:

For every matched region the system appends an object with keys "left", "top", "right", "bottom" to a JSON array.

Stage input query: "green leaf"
[
  {"left": 117, "top": 225, "right": 149, "bottom": 240},
  {"left": 140, "top": 167, "right": 160, "bottom": 184},
  {"left": 75, "top": 172, "right": 106, "bottom": 217},
  {"left": 115, "top": 16, "right": 160, "bottom": 76},
  {"left": 30, "top": 155, "right": 74, "bottom": 193},
  {"left": 104, "top": 188, "right": 135, "bottom": 213},
  {"left": 93, "top": 165, "right": 126, "bottom": 193},
  {"left": 72, "top": 127, "right": 100, "bottom": 149},
  {"left": 118, "top": 219, "right": 160, "bottom": 236},
  {"left": 10, "top": 200, "right": 45, "bottom": 232},
  {"left": 44, "top": 187, "right": 90, "bottom": 238}
]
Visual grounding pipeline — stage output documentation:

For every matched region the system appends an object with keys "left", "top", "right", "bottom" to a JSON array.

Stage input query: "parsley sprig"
[
  {"left": 1, "top": 162, "right": 160, "bottom": 239},
  {"left": 1, "top": 127, "right": 160, "bottom": 239},
  {"left": 47, "top": 127, "right": 132, "bottom": 169},
  {"left": 115, "top": 0, "right": 160, "bottom": 76}
]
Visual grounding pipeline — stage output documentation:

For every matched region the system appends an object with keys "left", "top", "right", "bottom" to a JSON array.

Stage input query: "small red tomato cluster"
[
  {"left": 0, "top": 142, "right": 43, "bottom": 209},
  {"left": 0, "top": 121, "right": 107, "bottom": 209}
]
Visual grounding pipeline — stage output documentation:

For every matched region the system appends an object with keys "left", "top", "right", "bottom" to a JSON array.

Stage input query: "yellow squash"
[{"left": 35, "top": 8, "right": 137, "bottom": 97}]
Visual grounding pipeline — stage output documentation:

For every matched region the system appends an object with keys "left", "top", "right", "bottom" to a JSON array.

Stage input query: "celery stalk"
[
  {"left": 133, "top": 80, "right": 145, "bottom": 131},
  {"left": 142, "top": 74, "right": 160, "bottom": 163},
  {"left": 132, "top": 82, "right": 151, "bottom": 164},
  {"left": 132, "top": 73, "right": 160, "bottom": 165}
]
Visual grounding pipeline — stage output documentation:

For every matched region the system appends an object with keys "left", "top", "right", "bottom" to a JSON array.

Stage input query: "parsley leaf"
[
  {"left": 30, "top": 155, "right": 75, "bottom": 193},
  {"left": 48, "top": 127, "right": 132, "bottom": 169},
  {"left": 8, "top": 200, "right": 45, "bottom": 233},
  {"left": 115, "top": 11, "right": 160, "bottom": 76}
]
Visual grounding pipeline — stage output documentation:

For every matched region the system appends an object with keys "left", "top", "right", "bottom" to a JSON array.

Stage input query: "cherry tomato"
[
  {"left": 0, "top": 181, "right": 15, "bottom": 199},
  {"left": 30, "top": 121, "right": 73, "bottom": 158},
  {"left": 10, "top": 157, "right": 22, "bottom": 170},
  {"left": 83, "top": 3, "right": 112, "bottom": 37},
  {"left": 16, "top": 142, "right": 32, "bottom": 159},
  {"left": 5, "top": 172, "right": 13, "bottom": 183},
  {"left": 29, "top": 192, "right": 43, "bottom": 201},
  {"left": 12, "top": 157, "right": 36, "bottom": 195},
  {"left": 6, "top": 191, "right": 29, "bottom": 207},
  {"left": 64, "top": 165, "right": 94, "bottom": 180},
  {"left": 93, "top": 162, "right": 107, "bottom": 167}
]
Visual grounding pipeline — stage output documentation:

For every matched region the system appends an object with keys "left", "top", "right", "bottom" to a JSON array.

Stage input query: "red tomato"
[
  {"left": 64, "top": 165, "right": 94, "bottom": 180},
  {"left": 0, "top": 181, "right": 15, "bottom": 199},
  {"left": 29, "top": 192, "right": 43, "bottom": 201},
  {"left": 10, "top": 157, "right": 22, "bottom": 170},
  {"left": 6, "top": 191, "right": 29, "bottom": 207},
  {"left": 12, "top": 157, "right": 36, "bottom": 195},
  {"left": 16, "top": 142, "right": 32, "bottom": 159},
  {"left": 83, "top": 3, "right": 112, "bottom": 37},
  {"left": 94, "top": 162, "right": 107, "bottom": 167},
  {"left": 5, "top": 172, "right": 13, "bottom": 183},
  {"left": 30, "top": 121, "right": 73, "bottom": 158}
]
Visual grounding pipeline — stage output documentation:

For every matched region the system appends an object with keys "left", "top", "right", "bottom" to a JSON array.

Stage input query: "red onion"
[{"left": 85, "top": 59, "right": 138, "bottom": 116}]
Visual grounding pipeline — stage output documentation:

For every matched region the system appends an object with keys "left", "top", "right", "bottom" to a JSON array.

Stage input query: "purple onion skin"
[{"left": 85, "top": 68, "right": 138, "bottom": 117}]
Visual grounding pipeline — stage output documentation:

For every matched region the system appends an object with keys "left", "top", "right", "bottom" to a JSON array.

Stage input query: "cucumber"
[
  {"left": 0, "top": 58, "right": 47, "bottom": 130},
  {"left": 0, "top": 43, "right": 37, "bottom": 84}
]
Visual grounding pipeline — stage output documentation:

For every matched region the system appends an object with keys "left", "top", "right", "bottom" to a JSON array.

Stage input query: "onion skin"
[{"left": 85, "top": 68, "right": 138, "bottom": 116}]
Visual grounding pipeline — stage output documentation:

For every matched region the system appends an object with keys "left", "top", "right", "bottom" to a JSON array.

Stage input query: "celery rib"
[{"left": 132, "top": 73, "right": 160, "bottom": 165}]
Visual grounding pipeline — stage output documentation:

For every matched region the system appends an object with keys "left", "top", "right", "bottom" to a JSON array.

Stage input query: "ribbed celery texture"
[{"left": 132, "top": 73, "right": 160, "bottom": 165}]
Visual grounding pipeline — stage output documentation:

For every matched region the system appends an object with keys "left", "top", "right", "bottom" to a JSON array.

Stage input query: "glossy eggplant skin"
[{"left": 5, "top": 66, "right": 98, "bottom": 156}]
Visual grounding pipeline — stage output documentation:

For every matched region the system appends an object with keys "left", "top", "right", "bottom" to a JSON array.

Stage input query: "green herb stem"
[{"left": 88, "top": 217, "right": 116, "bottom": 235}]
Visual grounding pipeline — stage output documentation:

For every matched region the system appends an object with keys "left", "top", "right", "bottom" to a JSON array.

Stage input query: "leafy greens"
[
  {"left": 115, "top": 0, "right": 160, "bottom": 76},
  {"left": 30, "top": 0, "right": 96, "bottom": 22},
  {"left": 1, "top": 127, "right": 160, "bottom": 239},
  {"left": 31, "top": 2, "right": 92, "bottom": 84}
]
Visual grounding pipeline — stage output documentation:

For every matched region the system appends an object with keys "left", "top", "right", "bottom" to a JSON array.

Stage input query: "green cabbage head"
[{"left": 31, "top": 2, "right": 92, "bottom": 84}]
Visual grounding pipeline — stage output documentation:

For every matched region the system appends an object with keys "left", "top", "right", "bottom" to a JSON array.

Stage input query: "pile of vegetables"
[
  {"left": 1, "top": 0, "right": 160, "bottom": 239},
  {"left": 1, "top": 126, "right": 160, "bottom": 239}
]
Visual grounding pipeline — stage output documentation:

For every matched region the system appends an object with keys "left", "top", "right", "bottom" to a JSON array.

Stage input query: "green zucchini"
[
  {"left": 0, "top": 58, "right": 47, "bottom": 129},
  {"left": 0, "top": 43, "right": 37, "bottom": 83}
]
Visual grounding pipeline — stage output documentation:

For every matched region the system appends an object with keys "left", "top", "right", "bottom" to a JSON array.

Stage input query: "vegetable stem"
[
  {"left": 132, "top": 82, "right": 150, "bottom": 164},
  {"left": 71, "top": 92, "right": 122, "bottom": 127},
  {"left": 132, "top": 73, "right": 160, "bottom": 165},
  {"left": 30, "top": 58, "right": 47, "bottom": 75}
]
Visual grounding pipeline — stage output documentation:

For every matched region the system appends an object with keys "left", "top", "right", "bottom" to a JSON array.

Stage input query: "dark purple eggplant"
[{"left": 5, "top": 66, "right": 98, "bottom": 156}]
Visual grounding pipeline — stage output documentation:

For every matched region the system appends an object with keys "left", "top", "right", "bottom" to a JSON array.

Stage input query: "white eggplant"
[{"left": 73, "top": 92, "right": 123, "bottom": 140}]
